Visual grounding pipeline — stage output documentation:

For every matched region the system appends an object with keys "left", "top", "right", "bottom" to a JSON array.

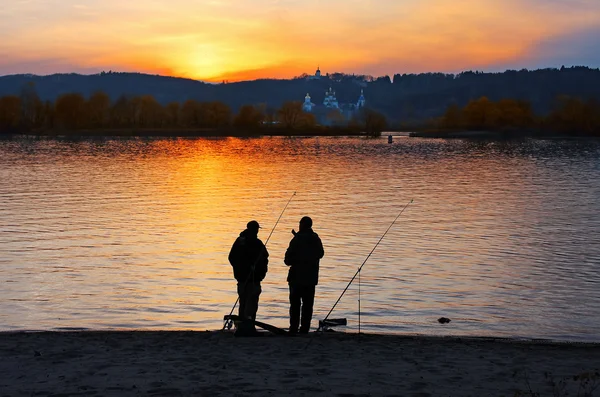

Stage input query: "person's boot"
[{"left": 234, "top": 319, "right": 258, "bottom": 337}]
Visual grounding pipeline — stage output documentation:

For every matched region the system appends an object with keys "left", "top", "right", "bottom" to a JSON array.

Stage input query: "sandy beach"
[{"left": 1, "top": 331, "right": 599, "bottom": 397}]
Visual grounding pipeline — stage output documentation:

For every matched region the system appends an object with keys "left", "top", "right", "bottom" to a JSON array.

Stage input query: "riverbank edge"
[{"left": 2, "top": 329, "right": 599, "bottom": 346}]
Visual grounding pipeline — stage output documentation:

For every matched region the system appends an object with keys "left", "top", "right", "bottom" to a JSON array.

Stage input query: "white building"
[
  {"left": 303, "top": 93, "right": 315, "bottom": 112},
  {"left": 307, "top": 66, "right": 322, "bottom": 80},
  {"left": 356, "top": 89, "right": 366, "bottom": 108},
  {"left": 302, "top": 88, "right": 366, "bottom": 113},
  {"left": 323, "top": 87, "right": 339, "bottom": 108}
]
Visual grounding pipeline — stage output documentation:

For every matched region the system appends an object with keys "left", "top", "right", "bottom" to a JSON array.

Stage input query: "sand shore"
[{"left": 1, "top": 331, "right": 599, "bottom": 396}]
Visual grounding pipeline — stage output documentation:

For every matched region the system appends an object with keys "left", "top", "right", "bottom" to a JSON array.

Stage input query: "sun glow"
[{"left": 0, "top": 0, "right": 599, "bottom": 80}]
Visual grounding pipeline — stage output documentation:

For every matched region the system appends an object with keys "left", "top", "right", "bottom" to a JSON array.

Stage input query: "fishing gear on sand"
[{"left": 222, "top": 191, "right": 296, "bottom": 331}]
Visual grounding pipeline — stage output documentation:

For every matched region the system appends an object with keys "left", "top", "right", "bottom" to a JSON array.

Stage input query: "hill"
[{"left": 1, "top": 67, "right": 599, "bottom": 125}]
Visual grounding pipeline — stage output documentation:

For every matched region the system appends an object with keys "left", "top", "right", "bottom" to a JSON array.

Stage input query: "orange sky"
[{"left": 1, "top": 0, "right": 599, "bottom": 82}]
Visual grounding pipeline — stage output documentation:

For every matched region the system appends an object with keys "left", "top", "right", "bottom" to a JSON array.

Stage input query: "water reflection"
[{"left": 0, "top": 136, "right": 599, "bottom": 341}]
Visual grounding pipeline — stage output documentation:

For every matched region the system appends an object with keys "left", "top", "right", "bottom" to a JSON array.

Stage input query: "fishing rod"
[
  {"left": 222, "top": 191, "right": 296, "bottom": 331},
  {"left": 320, "top": 198, "right": 413, "bottom": 328}
]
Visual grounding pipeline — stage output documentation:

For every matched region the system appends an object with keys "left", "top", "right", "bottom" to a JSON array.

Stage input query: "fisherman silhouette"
[
  {"left": 284, "top": 216, "right": 324, "bottom": 334},
  {"left": 228, "top": 220, "right": 269, "bottom": 335}
]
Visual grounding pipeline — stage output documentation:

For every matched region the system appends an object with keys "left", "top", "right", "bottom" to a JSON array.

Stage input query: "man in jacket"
[
  {"left": 284, "top": 216, "right": 324, "bottom": 334},
  {"left": 228, "top": 220, "right": 269, "bottom": 324}
]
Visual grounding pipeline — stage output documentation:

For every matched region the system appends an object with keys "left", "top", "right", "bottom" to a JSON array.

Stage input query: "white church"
[
  {"left": 307, "top": 66, "right": 322, "bottom": 80},
  {"left": 300, "top": 66, "right": 368, "bottom": 125},
  {"left": 302, "top": 88, "right": 366, "bottom": 113}
]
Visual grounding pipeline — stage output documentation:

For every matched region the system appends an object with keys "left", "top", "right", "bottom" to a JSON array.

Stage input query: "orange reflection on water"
[{"left": 1, "top": 137, "right": 599, "bottom": 340}]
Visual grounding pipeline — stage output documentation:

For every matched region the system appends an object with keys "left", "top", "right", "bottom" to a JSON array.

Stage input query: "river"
[{"left": 1, "top": 136, "right": 599, "bottom": 341}]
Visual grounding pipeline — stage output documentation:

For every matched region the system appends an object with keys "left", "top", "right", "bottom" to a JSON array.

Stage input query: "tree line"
[
  {"left": 3, "top": 84, "right": 597, "bottom": 137},
  {"left": 437, "top": 96, "right": 600, "bottom": 136},
  {"left": 3, "top": 66, "right": 598, "bottom": 127},
  {"left": 0, "top": 85, "right": 387, "bottom": 136}
]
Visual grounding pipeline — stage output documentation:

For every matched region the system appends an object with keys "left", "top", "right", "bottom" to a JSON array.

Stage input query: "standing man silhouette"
[
  {"left": 284, "top": 216, "right": 324, "bottom": 334},
  {"left": 228, "top": 220, "right": 269, "bottom": 326}
]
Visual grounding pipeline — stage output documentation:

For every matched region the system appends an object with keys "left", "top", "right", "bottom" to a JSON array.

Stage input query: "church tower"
[
  {"left": 303, "top": 93, "right": 314, "bottom": 112},
  {"left": 323, "top": 87, "right": 339, "bottom": 108},
  {"left": 356, "top": 89, "right": 366, "bottom": 108},
  {"left": 315, "top": 66, "right": 321, "bottom": 79}
]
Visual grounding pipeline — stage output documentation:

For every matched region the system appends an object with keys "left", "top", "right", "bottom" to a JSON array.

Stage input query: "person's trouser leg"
[
  {"left": 289, "top": 284, "right": 301, "bottom": 333},
  {"left": 237, "top": 283, "right": 247, "bottom": 319},
  {"left": 300, "top": 285, "right": 315, "bottom": 333},
  {"left": 247, "top": 283, "right": 261, "bottom": 321},
  {"left": 234, "top": 283, "right": 260, "bottom": 337},
  {"left": 238, "top": 282, "right": 261, "bottom": 321}
]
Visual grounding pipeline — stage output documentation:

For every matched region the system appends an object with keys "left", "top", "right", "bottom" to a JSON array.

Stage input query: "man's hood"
[
  {"left": 240, "top": 229, "right": 258, "bottom": 239},
  {"left": 297, "top": 227, "right": 314, "bottom": 235}
]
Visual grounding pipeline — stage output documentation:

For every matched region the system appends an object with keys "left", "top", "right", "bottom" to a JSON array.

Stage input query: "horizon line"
[{"left": 1, "top": 64, "right": 599, "bottom": 84}]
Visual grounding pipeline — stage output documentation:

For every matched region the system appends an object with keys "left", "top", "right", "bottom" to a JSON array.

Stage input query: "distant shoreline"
[
  {"left": 1, "top": 128, "right": 598, "bottom": 140},
  {"left": 407, "top": 130, "right": 599, "bottom": 140},
  {"left": 1, "top": 128, "right": 371, "bottom": 138}
]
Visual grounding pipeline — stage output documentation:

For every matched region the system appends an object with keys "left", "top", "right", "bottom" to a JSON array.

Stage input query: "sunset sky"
[{"left": 1, "top": 0, "right": 599, "bottom": 82}]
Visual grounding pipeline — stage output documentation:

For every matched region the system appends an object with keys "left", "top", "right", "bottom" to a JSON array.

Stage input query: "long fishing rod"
[
  {"left": 320, "top": 198, "right": 413, "bottom": 326},
  {"left": 222, "top": 191, "right": 296, "bottom": 331}
]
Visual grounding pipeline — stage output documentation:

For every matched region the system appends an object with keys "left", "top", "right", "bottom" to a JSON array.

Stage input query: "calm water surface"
[{"left": 1, "top": 136, "right": 599, "bottom": 341}]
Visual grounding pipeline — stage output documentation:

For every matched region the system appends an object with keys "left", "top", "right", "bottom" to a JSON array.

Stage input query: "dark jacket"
[
  {"left": 284, "top": 228, "right": 324, "bottom": 286},
  {"left": 228, "top": 230, "right": 269, "bottom": 283}
]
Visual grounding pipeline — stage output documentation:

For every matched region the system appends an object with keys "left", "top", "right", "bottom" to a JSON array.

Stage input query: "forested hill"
[{"left": 1, "top": 67, "right": 599, "bottom": 124}]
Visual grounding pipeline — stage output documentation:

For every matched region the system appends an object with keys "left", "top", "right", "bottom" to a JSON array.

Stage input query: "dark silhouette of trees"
[
  {"left": 204, "top": 101, "right": 231, "bottom": 128},
  {"left": 546, "top": 96, "right": 600, "bottom": 136},
  {"left": 165, "top": 102, "right": 180, "bottom": 127},
  {"left": 302, "top": 112, "right": 317, "bottom": 129},
  {"left": 42, "top": 100, "right": 55, "bottom": 130},
  {"left": 110, "top": 95, "right": 134, "bottom": 127},
  {"left": 181, "top": 99, "right": 203, "bottom": 127},
  {"left": 87, "top": 91, "right": 111, "bottom": 128},
  {"left": 20, "top": 82, "right": 43, "bottom": 130},
  {"left": 325, "top": 109, "right": 345, "bottom": 126},
  {"left": 1, "top": 67, "right": 599, "bottom": 128},
  {"left": 179, "top": 100, "right": 231, "bottom": 128},
  {"left": 277, "top": 101, "right": 304, "bottom": 129},
  {"left": 133, "top": 95, "right": 164, "bottom": 127},
  {"left": 0, "top": 96, "right": 21, "bottom": 131},
  {"left": 55, "top": 93, "right": 86, "bottom": 129},
  {"left": 496, "top": 99, "right": 534, "bottom": 129},
  {"left": 274, "top": 101, "right": 317, "bottom": 130},
  {"left": 361, "top": 108, "right": 387, "bottom": 137},
  {"left": 234, "top": 105, "right": 265, "bottom": 131},
  {"left": 0, "top": 83, "right": 597, "bottom": 136},
  {"left": 441, "top": 103, "right": 461, "bottom": 129},
  {"left": 440, "top": 97, "right": 536, "bottom": 132},
  {"left": 263, "top": 106, "right": 278, "bottom": 125},
  {"left": 462, "top": 97, "right": 501, "bottom": 129}
]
